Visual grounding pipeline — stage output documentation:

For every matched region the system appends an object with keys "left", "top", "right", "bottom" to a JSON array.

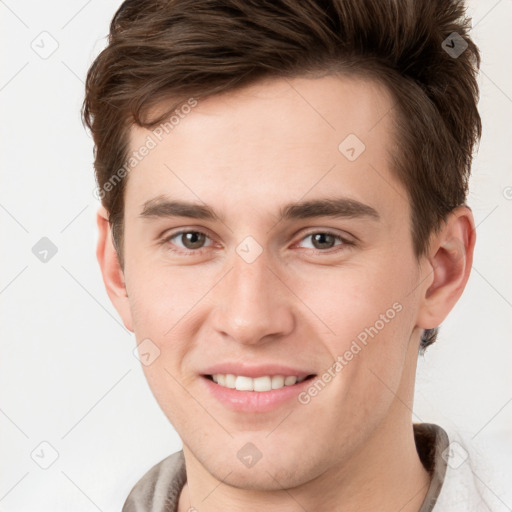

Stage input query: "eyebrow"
[{"left": 139, "top": 195, "right": 380, "bottom": 223}]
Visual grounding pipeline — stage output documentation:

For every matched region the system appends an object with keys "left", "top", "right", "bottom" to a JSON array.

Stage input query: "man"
[{"left": 82, "top": 0, "right": 490, "bottom": 510}]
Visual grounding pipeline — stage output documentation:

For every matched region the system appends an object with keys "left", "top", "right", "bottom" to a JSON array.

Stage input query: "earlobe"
[
  {"left": 417, "top": 207, "right": 476, "bottom": 330},
  {"left": 96, "top": 206, "right": 134, "bottom": 332}
]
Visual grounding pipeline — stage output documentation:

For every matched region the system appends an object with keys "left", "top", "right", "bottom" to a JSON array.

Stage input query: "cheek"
[
  {"left": 294, "top": 257, "right": 416, "bottom": 374},
  {"left": 295, "top": 260, "right": 408, "bottom": 334},
  {"left": 125, "top": 262, "right": 216, "bottom": 403},
  {"left": 126, "top": 265, "right": 200, "bottom": 421},
  {"left": 126, "top": 260, "right": 204, "bottom": 335}
]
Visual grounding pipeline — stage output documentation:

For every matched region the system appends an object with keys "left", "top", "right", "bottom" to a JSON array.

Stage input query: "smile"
[
  {"left": 206, "top": 374, "right": 314, "bottom": 392},
  {"left": 202, "top": 373, "right": 317, "bottom": 412}
]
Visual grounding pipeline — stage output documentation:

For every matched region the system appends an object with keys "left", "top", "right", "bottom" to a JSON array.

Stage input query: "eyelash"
[{"left": 161, "top": 229, "right": 354, "bottom": 256}]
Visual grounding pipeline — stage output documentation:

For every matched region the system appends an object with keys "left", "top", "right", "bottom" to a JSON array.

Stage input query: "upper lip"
[{"left": 201, "top": 363, "right": 316, "bottom": 379}]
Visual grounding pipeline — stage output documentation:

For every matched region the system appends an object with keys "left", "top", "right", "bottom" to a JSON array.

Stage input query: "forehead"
[{"left": 124, "top": 74, "right": 407, "bottom": 221}]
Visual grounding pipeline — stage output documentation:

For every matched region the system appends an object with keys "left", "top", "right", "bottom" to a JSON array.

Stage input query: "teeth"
[
  {"left": 210, "top": 374, "right": 307, "bottom": 391},
  {"left": 236, "top": 376, "right": 254, "bottom": 391},
  {"left": 284, "top": 376, "right": 297, "bottom": 386},
  {"left": 225, "top": 374, "right": 236, "bottom": 388}
]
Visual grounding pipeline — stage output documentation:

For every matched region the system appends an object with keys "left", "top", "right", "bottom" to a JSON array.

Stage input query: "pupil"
[
  {"left": 184, "top": 232, "right": 204, "bottom": 249},
  {"left": 313, "top": 233, "right": 334, "bottom": 249}
]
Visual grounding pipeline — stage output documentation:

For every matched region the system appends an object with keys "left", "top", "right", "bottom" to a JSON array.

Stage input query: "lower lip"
[{"left": 201, "top": 375, "right": 315, "bottom": 413}]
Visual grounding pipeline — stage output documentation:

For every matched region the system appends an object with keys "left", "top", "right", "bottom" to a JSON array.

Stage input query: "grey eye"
[
  {"left": 168, "top": 231, "right": 212, "bottom": 250},
  {"left": 299, "top": 232, "right": 344, "bottom": 250}
]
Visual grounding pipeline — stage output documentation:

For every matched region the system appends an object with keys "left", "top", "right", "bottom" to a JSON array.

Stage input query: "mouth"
[
  {"left": 202, "top": 373, "right": 316, "bottom": 392},
  {"left": 200, "top": 372, "right": 317, "bottom": 412}
]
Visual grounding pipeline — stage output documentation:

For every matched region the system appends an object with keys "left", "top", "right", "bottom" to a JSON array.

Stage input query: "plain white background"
[{"left": 1, "top": 0, "right": 511, "bottom": 510}]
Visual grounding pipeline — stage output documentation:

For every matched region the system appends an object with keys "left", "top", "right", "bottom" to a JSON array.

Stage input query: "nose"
[{"left": 211, "top": 251, "right": 295, "bottom": 346}]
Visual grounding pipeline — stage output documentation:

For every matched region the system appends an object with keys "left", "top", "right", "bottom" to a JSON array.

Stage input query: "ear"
[
  {"left": 96, "top": 206, "right": 134, "bottom": 332},
  {"left": 416, "top": 206, "right": 476, "bottom": 331}
]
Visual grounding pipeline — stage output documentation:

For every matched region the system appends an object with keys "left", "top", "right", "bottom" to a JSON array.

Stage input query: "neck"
[{"left": 178, "top": 413, "right": 431, "bottom": 512}]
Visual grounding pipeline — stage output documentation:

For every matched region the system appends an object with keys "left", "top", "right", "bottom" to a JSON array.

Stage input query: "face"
[{"left": 118, "top": 75, "right": 429, "bottom": 489}]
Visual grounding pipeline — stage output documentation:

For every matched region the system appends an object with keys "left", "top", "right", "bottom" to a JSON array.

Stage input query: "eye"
[
  {"left": 163, "top": 230, "right": 213, "bottom": 253},
  {"left": 161, "top": 229, "right": 354, "bottom": 256},
  {"left": 297, "top": 231, "right": 352, "bottom": 252}
]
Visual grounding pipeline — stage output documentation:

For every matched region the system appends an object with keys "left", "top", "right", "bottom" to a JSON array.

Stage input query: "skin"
[{"left": 96, "top": 75, "right": 475, "bottom": 512}]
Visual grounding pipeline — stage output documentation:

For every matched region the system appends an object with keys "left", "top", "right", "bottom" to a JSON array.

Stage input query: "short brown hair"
[{"left": 82, "top": 0, "right": 481, "bottom": 351}]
